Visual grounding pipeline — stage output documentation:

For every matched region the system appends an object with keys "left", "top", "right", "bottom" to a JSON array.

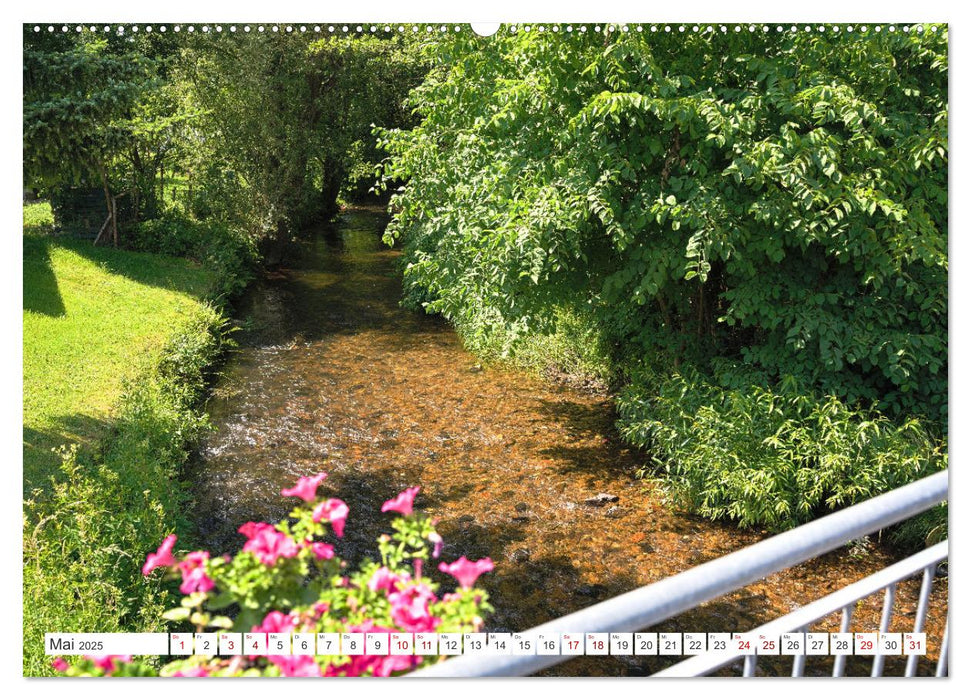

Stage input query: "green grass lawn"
[{"left": 23, "top": 202, "right": 215, "bottom": 492}]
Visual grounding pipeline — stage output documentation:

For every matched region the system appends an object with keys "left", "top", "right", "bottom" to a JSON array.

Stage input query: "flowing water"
[{"left": 189, "top": 210, "right": 946, "bottom": 676}]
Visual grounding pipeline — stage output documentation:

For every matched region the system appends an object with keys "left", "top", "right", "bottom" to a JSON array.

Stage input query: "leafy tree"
[
  {"left": 380, "top": 25, "right": 948, "bottom": 424},
  {"left": 23, "top": 28, "right": 156, "bottom": 243},
  {"left": 379, "top": 25, "right": 947, "bottom": 538},
  {"left": 181, "top": 31, "right": 424, "bottom": 252}
]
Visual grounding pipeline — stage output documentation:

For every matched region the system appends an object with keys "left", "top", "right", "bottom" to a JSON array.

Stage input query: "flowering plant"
[{"left": 53, "top": 475, "right": 493, "bottom": 677}]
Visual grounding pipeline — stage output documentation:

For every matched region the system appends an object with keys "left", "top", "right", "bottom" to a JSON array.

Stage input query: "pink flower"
[
  {"left": 326, "top": 622, "right": 417, "bottom": 677},
  {"left": 371, "top": 654, "right": 420, "bottom": 677},
  {"left": 438, "top": 556, "right": 494, "bottom": 589},
  {"left": 87, "top": 655, "right": 132, "bottom": 674},
  {"left": 179, "top": 568, "right": 215, "bottom": 594},
  {"left": 51, "top": 657, "right": 69, "bottom": 672},
  {"left": 382, "top": 486, "right": 420, "bottom": 516},
  {"left": 269, "top": 655, "right": 323, "bottom": 677},
  {"left": 429, "top": 532, "right": 444, "bottom": 559},
  {"left": 254, "top": 610, "right": 297, "bottom": 634},
  {"left": 280, "top": 472, "right": 327, "bottom": 502},
  {"left": 387, "top": 583, "right": 440, "bottom": 633},
  {"left": 172, "top": 666, "right": 209, "bottom": 677},
  {"left": 368, "top": 566, "right": 408, "bottom": 593},
  {"left": 177, "top": 551, "right": 215, "bottom": 594},
  {"left": 238, "top": 521, "right": 273, "bottom": 538},
  {"left": 308, "top": 541, "right": 335, "bottom": 560},
  {"left": 242, "top": 525, "right": 300, "bottom": 566},
  {"left": 312, "top": 498, "right": 349, "bottom": 538},
  {"left": 142, "top": 534, "right": 177, "bottom": 576}
]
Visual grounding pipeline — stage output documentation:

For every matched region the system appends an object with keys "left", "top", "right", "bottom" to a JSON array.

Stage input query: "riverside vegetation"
[
  {"left": 378, "top": 25, "right": 947, "bottom": 543},
  {"left": 23, "top": 26, "right": 422, "bottom": 676},
  {"left": 23, "top": 202, "right": 250, "bottom": 675},
  {"left": 24, "top": 24, "right": 947, "bottom": 677}
]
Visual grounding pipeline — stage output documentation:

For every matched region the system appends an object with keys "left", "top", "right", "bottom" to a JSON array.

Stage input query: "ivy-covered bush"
[{"left": 52, "top": 479, "right": 494, "bottom": 677}]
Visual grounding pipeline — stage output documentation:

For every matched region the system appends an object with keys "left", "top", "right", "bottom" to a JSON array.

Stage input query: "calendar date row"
[{"left": 165, "top": 631, "right": 927, "bottom": 657}]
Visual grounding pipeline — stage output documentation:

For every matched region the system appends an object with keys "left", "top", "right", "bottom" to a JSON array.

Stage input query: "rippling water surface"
[{"left": 189, "top": 210, "right": 946, "bottom": 676}]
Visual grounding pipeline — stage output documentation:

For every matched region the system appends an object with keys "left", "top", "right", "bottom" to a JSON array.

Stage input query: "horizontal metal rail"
[
  {"left": 411, "top": 470, "right": 947, "bottom": 677},
  {"left": 654, "top": 540, "right": 948, "bottom": 677}
]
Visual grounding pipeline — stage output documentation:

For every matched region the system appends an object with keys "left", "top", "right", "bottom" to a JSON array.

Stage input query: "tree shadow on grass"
[
  {"left": 26, "top": 233, "right": 215, "bottom": 312},
  {"left": 23, "top": 236, "right": 65, "bottom": 317}
]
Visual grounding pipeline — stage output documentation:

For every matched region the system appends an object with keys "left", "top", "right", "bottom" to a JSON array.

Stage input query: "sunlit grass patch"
[{"left": 23, "top": 208, "right": 215, "bottom": 490}]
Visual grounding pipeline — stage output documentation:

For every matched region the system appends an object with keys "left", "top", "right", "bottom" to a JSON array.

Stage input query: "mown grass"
[
  {"left": 23, "top": 202, "right": 215, "bottom": 492},
  {"left": 23, "top": 201, "right": 240, "bottom": 676}
]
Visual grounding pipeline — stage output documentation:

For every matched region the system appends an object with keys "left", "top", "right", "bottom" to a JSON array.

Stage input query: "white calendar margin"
[{"left": 6, "top": 1, "right": 962, "bottom": 699}]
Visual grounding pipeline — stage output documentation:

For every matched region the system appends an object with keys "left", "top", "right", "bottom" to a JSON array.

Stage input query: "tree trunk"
[
  {"left": 111, "top": 195, "right": 118, "bottom": 246},
  {"left": 96, "top": 158, "right": 117, "bottom": 247},
  {"left": 320, "top": 163, "right": 344, "bottom": 220}
]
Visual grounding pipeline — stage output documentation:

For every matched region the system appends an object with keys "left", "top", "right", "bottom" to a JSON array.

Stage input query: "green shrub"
[
  {"left": 23, "top": 446, "right": 172, "bottom": 673},
  {"left": 129, "top": 212, "right": 205, "bottom": 258},
  {"left": 129, "top": 212, "right": 256, "bottom": 299},
  {"left": 381, "top": 27, "right": 947, "bottom": 424},
  {"left": 617, "top": 369, "right": 946, "bottom": 542},
  {"left": 454, "top": 305, "right": 614, "bottom": 386}
]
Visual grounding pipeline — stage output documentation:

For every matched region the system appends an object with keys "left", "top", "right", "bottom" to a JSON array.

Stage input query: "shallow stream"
[{"left": 189, "top": 210, "right": 946, "bottom": 676}]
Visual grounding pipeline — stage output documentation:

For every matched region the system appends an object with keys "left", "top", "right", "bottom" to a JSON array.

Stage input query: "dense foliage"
[
  {"left": 129, "top": 213, "right": 256, "bottom": 299},
  {"left": 380, "top": 26, "right": 948, "bottom": 535},
  {"left": 23, "top": 28, "right": 425, "bottom": 249},
  {"left": 183, "top": 32, "right": 425, "bottom": 238},
  {"left": 618, "top": 369, "right": 946, "bottom": 529}
]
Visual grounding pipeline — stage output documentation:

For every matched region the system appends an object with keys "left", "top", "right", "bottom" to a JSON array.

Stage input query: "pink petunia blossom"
[
  {"left": 172, "top": 666, "right": 209, "bottom": 677},
  {"left": 326, "top": 621, "right": 418, "bottom": 677},
  {"left": 371, "top": 653, "right": 420, "bottom": 677},
  {"left": 367, "top": 566, "right": 409, "bottom": 593},
  {"left": 238, "top": 521, "right": 273, "bottom": 538},
  {"left": 269, "top": 655, "right": 323, "bottom": 677},
  {"left": 51, "top": 657, "right": 69, "bottom": 672},
  {"left": 253, "top": 610, "right": 297, "bottom": 634},
  {"left": 381, "top": 486, "right": 420, "bottom": 516},
  {"left": 142, "top": 534, "right": 178, "bottom": 576},
  {"left": 280, "top": 472, "right": 327, "bottom": 503},
  {"left": 438, "top": 556, "right": 494, "bottom": 589},
  {"left": 177, "top": 551, "right": 215, "bottom": 594},
  {"left": 308, "top": 541, "right": 335, "bottom": 560},
  {"left": 242, "top": 525, "right": 300, "bottom": 566},
  {"left": 387, "top": 583, "right": 440, "bottom": 633},
  {"left": 87, "top": 655, "right": 132, "bottom": 675},
  {"left": 312, "top": 498, "right": 349, "bottom": 538}
]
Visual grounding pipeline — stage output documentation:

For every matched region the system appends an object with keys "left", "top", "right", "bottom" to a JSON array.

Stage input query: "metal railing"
[
  {"left": 410, "top": 470, "right": 948, "bottom": 677},
  {"left": 655, "top": 540, "right": 948, "bottom": 677}
]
